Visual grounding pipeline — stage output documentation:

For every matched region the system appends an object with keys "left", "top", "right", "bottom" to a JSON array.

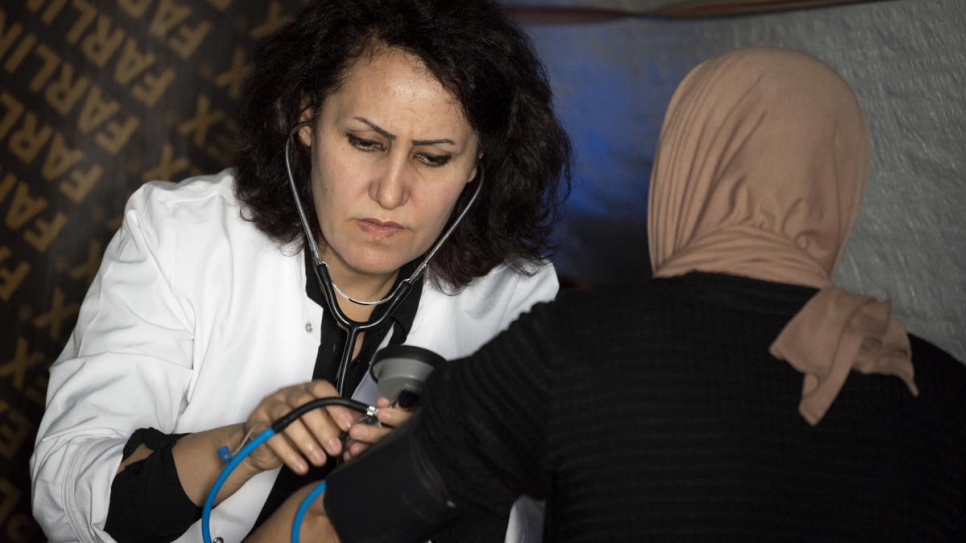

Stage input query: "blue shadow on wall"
[{"left": 520, "top": 17, "right": 703, "bottom": 285}]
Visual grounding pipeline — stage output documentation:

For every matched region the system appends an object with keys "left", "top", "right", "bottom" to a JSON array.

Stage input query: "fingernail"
[
  {"left": 310, "top": 449, "right": 326, "bottom": 465},
  {"left": 327, "top": 437, "right": 342, "bottom": 455}
]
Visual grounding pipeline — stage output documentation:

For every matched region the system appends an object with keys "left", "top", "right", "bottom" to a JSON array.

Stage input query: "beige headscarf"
[{"left": 648, "top": 47, "right": 917, "bottom": 425}]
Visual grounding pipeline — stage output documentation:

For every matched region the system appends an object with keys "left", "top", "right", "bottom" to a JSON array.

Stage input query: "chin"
[{"left": 349, "top": 256, "right": 413, "bottom": 278}]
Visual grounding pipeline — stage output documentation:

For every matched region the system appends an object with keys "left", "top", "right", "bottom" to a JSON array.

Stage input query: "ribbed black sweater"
[{"left": 326, "top": 272, "right": 966, "bottom": 542}]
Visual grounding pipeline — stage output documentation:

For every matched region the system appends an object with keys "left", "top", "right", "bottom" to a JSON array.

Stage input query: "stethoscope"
[
  {"left": 201, "top": 122, "right": 481, "bottom": 543},
  {"left": 202, "top": 343, "right": 445, "bottom": 543},
  {"left": 283, "top": 121, "right": 484, "bottom": 396}
]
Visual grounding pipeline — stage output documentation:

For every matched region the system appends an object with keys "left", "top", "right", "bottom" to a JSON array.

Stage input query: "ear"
[
  {"left": 298, "top": 101, "right": 315, "bottom": 147},
  {"left": 468, "top": 150, "right": 484, "bottom": 183}
]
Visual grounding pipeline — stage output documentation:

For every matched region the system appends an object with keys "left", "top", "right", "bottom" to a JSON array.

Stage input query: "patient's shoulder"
[{"left": 908, "top": 334, "right": 966, "bottom": 407}]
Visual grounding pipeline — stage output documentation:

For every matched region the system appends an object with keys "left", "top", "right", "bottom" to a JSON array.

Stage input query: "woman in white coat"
[{"left": 29, "top": 1, "right": 572, "bottom": 542}]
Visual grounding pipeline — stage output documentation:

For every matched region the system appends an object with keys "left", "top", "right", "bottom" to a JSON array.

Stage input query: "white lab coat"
[{"left": 30, "top": 170, "right": 557, "bottom": 543}]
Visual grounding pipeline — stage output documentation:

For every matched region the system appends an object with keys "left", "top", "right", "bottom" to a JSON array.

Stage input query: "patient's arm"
[{"left": 244, "top": 483, "right": 339, "bottom": 543}]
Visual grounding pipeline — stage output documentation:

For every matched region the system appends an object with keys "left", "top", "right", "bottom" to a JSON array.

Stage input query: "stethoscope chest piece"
[{"left": 370, "top": 344, "right": 446, "bottom": 407}]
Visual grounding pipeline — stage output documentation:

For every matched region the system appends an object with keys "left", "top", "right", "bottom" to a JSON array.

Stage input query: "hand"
[
  {"left": 245, "top": 380, "right": 361, "bottom": 475},
  {"left": 342, "top": 396, "right": 415, "bottom": 460}
]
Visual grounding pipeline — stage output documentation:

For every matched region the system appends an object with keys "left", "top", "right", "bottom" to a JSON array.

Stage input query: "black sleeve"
[
  {"left": 104, "top": 428, "right": 202, "bottom": 543},
  {"left": 415, "top": 300, "right": 556, "bottom": 511},
  {"left": 324, "top": 301, "right": 558, "bottom": 542},
  {"left": 324, "top": 414, "right": 460, "bottom": 543}
]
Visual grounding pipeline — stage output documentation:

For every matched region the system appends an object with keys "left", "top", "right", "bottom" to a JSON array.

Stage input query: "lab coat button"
[{"left": 305, "top": 322, "right": 313, "bottom": 333}]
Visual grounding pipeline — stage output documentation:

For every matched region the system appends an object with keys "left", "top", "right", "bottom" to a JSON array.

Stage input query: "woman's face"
[{"left": 300, "top": 47, "right": 480, "bottom": 281}]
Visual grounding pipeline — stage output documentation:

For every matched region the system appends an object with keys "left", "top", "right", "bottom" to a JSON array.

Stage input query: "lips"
[{"left": 357, "top": 218, "right": 404, "bottom": 238}]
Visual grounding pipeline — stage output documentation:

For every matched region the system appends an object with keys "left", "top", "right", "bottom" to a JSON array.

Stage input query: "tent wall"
[{"left": 529, "top": 0, "right": 966, "bottom": 362}]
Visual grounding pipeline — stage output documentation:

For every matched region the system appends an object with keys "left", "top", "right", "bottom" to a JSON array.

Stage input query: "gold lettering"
[
  {"left": 150, "top": 0, "right": 190, "bottom": 37},
  {"left": 32, "top": 288, "right": 79, "bottom": 339},
  {"left": 0, "top": 338, "right": 44, "bottom": 391},
  {"left": 27, "top": 372, "right": 48, "bottom": 407},
  {"left": 0, "top": 10, "right": 24, "bottom": 62},
  {"left": 60, "top": 163, "right": 102, "bottom": 203},
  {"left": 0, "top": 400, "right": 32, "bottom": 460},
  {"left": 168, "top": 20, "right": 209, "bottom": 59},
  {"left": 24, "top": 212, "right": 68, "bottom": 252},
  {"left": 178, "top": 95, "right": 224, "bottom": 147},
  {"left": 0, "top": 173, "right": 14, "bottom": 201},
  {"left": 132, "top": 67, "right": 174, "bottom": 107},
  {"left": 250, "top": 2, "right": 292, "bottom": 39},
  {"left": 0, "top": 92, "right": 24, "bottom": 140},
  {"left": 45, "top": 63, "right": 91, "bottom": 116},
  {"left": 5, "top": 182, "right": 47, "bottom": 229},
  {"left": 115, "top": 37, "right": 155, "bottom": 85},
  {"left": 41, "top": 0, "right": 70, "bottom": 24},
  {"left": 214, "top": 47, "right": 251, "bottom": 100},
  {"left": 41, "top": 133, "right": 83, "bottom": 181},
  {"left": 81, "top": 15, "right": 125, "bottom": 67},
  {"left": 143, "top": 143, "right": 189, "bottom": 180},
  {"left": 118, "top": 0, "right": 153, "bottom": 18},
  {"left": 29, "top": 43, "right": 61, "bottom": 92},
  {"left": 205, "top": 131, "right": 236, "bottom": 166},
  {"left": 106, "top": 213, "right": 123, "bottom": 231},
  {"left": 0, "top": 246, "right": 30, "bottom": 302},
  {"left": 77, "top": 86, "right": 118, "bottom": 132},
  {"left": 207, "top": 0, "right": 233, "bottom": 10},
  {"left": 26, "top": 0, "right": 45, "bottom": 13},
  {"left": 8, "top": 113, "right": 52, "bottom": 164},
  {"left": 69, "top": 238, "right": 102, "bottom": 284},
  {"left": 95, "top": 115, "right": 138, "bottom": 154},
  {"left": 65, "top": 0, "right": 97, "bottom": 45},
  {"left": 3, "top": 33, "right": 36, "bottom": 73}
]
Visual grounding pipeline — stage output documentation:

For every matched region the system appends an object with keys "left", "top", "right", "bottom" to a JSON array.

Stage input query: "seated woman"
[{"left": 252, "top": 47, "right": 966, "bottom": 542}]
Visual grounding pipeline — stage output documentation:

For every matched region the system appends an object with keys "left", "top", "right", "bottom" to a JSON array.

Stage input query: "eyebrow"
[{"left": 355, "top": 117, "right": 456, "bottom": 147}]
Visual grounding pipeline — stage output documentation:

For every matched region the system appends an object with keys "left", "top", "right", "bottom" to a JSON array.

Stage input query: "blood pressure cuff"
[
  {"left": 104, "top": 428, "right": 202, "bottom": 543},
  {"left": 324, "top": 413, "right": 459, "bottom": 542}
]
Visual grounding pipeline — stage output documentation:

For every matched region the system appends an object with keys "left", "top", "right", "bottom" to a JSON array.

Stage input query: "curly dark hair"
[{"left": 234, "top": 0, "right": 572, "bottom": 288}]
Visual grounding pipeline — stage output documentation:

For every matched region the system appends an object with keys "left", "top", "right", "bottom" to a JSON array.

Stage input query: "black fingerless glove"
[{"left": 105, "top": 428, "right": 201, "bottom": 543}]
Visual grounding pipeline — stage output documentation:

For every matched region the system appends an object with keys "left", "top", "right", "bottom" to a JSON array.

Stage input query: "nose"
[{"left": 369, "top": 156, "right": 410, "bottom": 210}]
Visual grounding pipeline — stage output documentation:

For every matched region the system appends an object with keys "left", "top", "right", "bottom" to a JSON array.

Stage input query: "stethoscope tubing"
[
  {"left": 201, "top": 397, "right": 371, "bottom": 543},
  {"left": 202, "top": 426, "right": 274, "bottom": 543},
  {"left": 284, "top": 121, "right": 483, "bottom": 396},
  {"left": 292, "top": 480, "right": 328, "bottom": 542},
  {"left": 201, "top": 120, "right": 482, "bottom": 542}
]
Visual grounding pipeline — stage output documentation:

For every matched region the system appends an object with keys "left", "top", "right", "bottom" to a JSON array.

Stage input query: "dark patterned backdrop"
[{"left": 0, "top": 1, "right": 307, "bottom": 539}]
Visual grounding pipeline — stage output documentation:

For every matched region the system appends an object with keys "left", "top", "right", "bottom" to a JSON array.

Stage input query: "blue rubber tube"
[
  {"left": 201, "top": 427, "right": 276, "bottom": 543},
  {"left": 292, "top": 480, "right": 328, "bottom": 543}
]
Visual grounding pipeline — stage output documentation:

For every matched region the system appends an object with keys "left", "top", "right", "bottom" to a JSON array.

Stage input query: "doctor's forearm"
[
  {"left": 171, "top": 423, "right": 262, "bottom": 506},
  {"left": 106, "top": 424, "right": 260, "bottom": 542}
]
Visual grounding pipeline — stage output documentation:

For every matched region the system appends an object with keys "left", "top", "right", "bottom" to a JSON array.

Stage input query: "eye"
[
  {"left": 415, "top": 152, "right": 452, "bottom": 167},
  {"left": 348, "top": 134, "right": 384, "bottom": 152}
]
